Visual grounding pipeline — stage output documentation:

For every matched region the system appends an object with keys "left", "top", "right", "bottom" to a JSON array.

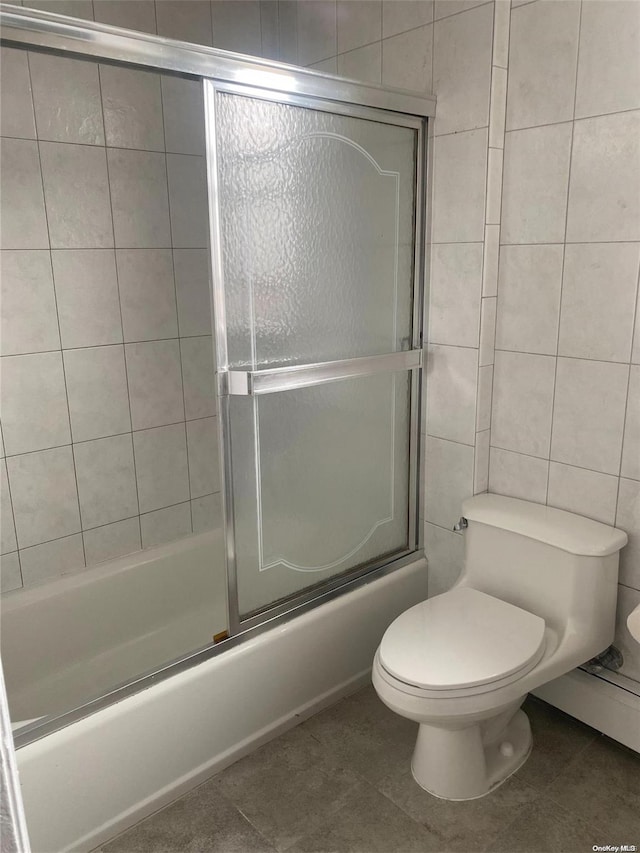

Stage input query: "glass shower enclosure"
[{"left": 0, "top": 2, "right": 432, "bottom": 742}]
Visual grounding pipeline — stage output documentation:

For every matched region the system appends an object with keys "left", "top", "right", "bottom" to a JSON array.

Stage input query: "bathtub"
[
  {"left": 3, "top": 534, "right": 428, "bottom": 852},
  {"left": 2, "top": 531, "right": 227, "bottom": 727}
]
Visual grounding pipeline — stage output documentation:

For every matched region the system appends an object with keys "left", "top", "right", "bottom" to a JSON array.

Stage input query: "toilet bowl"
[{"left": 373, "top": 494, "right": 628, "bottom": 801}]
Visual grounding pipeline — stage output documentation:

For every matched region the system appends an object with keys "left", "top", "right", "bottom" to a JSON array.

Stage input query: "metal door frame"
[{"left": 0, "top": 1, "right": 431, "bottom": 745}]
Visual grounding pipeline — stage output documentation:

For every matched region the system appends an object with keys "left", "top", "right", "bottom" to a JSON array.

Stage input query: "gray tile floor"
[{"left": 100, "top": 687, "right": 640, "bottom": 853}]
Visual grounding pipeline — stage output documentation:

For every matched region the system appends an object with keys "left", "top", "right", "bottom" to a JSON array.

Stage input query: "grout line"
[
  {"left": 24, "top": 49, "right": 87, "bottom": 568},
  {"left": 488, "top": 442, "right": 634, "bottom": 483},
  {"left": 0, "top": 131, "right": 207, "bottom": 158},
  {"left": 546, "top": 0, "right": 582, "bottom": 504},
  {"left": 97, "top": 62, "right": 143, "bottom": 544},
  {"left": 159, "top": 73, "right": 195, "bottom": 537},
  {"left": 505, "top": 105, "right": 640, "bottom": 136}
]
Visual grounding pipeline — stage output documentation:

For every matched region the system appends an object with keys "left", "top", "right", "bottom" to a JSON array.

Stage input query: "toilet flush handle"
[{"left": 453, "top": 516, "right": 468, "bottom": 532}]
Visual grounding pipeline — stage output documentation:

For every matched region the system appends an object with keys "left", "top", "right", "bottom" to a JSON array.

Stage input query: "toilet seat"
[{"left": 378, "top": 587, "right": 546, "bottom": 696}]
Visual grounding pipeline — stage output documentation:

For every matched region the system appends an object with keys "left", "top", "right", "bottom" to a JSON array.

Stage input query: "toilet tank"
[{"left": 457, "top": 495, "right": 627, "bottom": 643}]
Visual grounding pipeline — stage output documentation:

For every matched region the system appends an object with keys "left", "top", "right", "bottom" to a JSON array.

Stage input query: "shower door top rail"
[
  {"left": 0, "top": 3, "right": 436, "bottom": 118},
  {"left": 221, "top": 350, "right": 423, "bottom": 397}
]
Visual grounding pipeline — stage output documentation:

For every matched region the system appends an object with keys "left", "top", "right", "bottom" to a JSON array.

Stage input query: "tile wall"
[
  {"left": 0, "top": 33, "right": 227, "bottom": 591},
  {"left": 287, "top": 0, "right": 639, "bottom": 683}
]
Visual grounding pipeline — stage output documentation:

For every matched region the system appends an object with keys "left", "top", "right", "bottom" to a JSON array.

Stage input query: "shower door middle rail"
[{"left": 220, "top": 350, "right": 423, "bottom": 397}]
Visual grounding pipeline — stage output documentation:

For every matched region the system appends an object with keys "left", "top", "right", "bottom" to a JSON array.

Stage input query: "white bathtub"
[
  {"left": 6, "top": 543, "right": 427, "bottom": 853},
  {"left": 2, "top": 531, "right": 227, "bottom": 726}
]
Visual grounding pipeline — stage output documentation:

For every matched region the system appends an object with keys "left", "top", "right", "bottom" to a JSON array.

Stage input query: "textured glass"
[
  {"left": 216, "top": 93, "right": 417, "bottom": 369},
  {"left": 232, "top": 372, "right": 411, "bottom": 617}
]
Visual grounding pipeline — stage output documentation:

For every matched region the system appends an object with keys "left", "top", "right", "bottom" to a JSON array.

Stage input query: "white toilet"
[{"left": 372, "top": 493, "right": 628, "bottom": 801}]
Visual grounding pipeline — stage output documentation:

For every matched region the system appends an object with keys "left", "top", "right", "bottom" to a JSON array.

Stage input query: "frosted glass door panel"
[
  {"left": 216, "top": 93, "right": 417, "bottom": 368},
  {"left": 231, "top": 372, "right": 411, "bottom": 617}
]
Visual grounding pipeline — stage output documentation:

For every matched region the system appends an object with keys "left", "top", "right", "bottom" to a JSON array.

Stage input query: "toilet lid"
[{"left": 379, "top": 587, "right": 546, "bottom": 691}]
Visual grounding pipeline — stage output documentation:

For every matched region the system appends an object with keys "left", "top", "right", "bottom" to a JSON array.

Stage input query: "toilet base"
[{"left": 411, "top": 707, "right": 532, "bottom": 801}]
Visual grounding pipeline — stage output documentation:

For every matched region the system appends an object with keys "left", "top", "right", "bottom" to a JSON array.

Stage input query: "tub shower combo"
[{"left": 0, "top": 5, "right": 434, "bottom": 849}]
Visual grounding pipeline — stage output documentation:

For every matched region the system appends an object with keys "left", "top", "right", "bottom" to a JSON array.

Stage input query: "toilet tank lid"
[{"left": 461, "top": 494, "right": 628, "bottom": 557}]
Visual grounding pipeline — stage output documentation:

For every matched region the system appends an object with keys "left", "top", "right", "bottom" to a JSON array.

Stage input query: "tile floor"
[{"left": 100, "top": 687, "right": 640, "bottom": 853}]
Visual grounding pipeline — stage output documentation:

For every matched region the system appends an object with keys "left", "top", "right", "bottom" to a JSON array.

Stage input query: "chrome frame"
[
  {"left": 0, "top": 2, "right": 431, "bottom": 744},
  {"left": 0, "top": 4, "right": 435, "bottom": 118}
]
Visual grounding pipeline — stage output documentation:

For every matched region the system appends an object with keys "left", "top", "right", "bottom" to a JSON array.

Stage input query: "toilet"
[{"left": 372, "top": 493, "right": 628, "bottom": 801}]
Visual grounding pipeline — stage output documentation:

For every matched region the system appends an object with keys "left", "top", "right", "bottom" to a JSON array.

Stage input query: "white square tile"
[
  {"left": 382, "top": 25, "right": 433, "bottom": 93},
  {"left": 482, "top": 224, "right": 499, "bottom": 298},
  {"left": 100, "top": 65, "right": 164, "bottom": 151},
  {"left": 489, "top": 447, "right": 549, "bottom": 504},
  {"left": 0, "top": 139, "right": 49, "bottom": 250},
  {"left": 424, "top": 436, "right": 474, "bottom": 529},
  {"left": 125, "top": 340, "right": 184, "bottom": 431},
  {"left": 478, "top": 297, "right": 496, "bottom": 367},
  {"left": 51, "top": 249, "right": 123, "bottom": 348},
  {"left": 133, "top": 423, "right": 190, "bottom": 513},
  {"left": 337, "top": 43, "right": 382, "bottom": 85},
  {"left": 83, "top": 517, "right": 141, "bottom": 566},
  {"left": 433, "top": 2, "right": 492, "bottom": 136},
  {"left": 161, "top": 76, "right": 206, "bottom": 156},
  {"left": 616, "top": 478, "right": 640, "bottom": 590},
  {"left": 615, "top": 585, "right": 640, "bottom": 683},
  {"left": 155, "top": 0, "right": 213, "bottom": 45},
  {"left": 29, "top": 52, "right": 104, "bottom": 145},
  {"left": 567, "top": 111, "right": 640, "bottom": 243},
  {"left": 432, "top": 128, "right": 487, "bottom": 243},
  {"left": 501, "top": 123, "right": 572, "bottom": 245},
  {"left": 558, "top": 243, "right": 640, "bottom": 362},
  {"left": 621, "top": 365, "right": 640, "bottom": 482},
  {"left": 337, "top": 1, "right": 381, "bottom": 53},
  {"left": 434, "top": 0, "right": 487, "bottom": 20},
  {"left": 491, "top": 350, "right": 556, "bottom": 458},
  {"left": 0, "top": 47, "right": 36, "bottom": 139},
  {"left": 476, "top": 365, "right": 492, "bottom": 432},
  {"left": 108, "top": 149, "right": 171, "bottom": 249},
  {"left": 64, "top": 346, "right": 131, "bottom": 442},
  {"left": 424, "top": 521, "right": 463, "bottom": 597},
  {"left": 382, "top": 1, "right": 433, "bottom": 38},
  {"left": 0, "top": 552, "right": 22, "bottom": 593},
  {"left": 297, "top": 0, "right": 337, "bottom": 65},
  {"left": 116, "top": 249, "right": 178, "bottom": 342},
  {"left": 426, "top": 344, "right": 478, "bottom": 445},
  {"left": 166, "top": 154, "right": 209, "bottom": 249},
  {"left": 429, "top": 243, "right": 482, "bottom": 348},
  {"left": 575, "top": 0, "right": 640, "bottom": 119},
  {"left": 0, "top": 251, "right": 60, "bottom": 355},
  {"left": 28, "top": 1, "right": 94, "bottom": 18},
  {"left": 1, "top": 460, "right": 17, "bottom": 555},
  {"left": 473, "top": 428, "right": 490, "bottom": 494},
  {"left": 74, "top": 433, "right": 138, "bottom": 529},
  {"left": 174, "top": 249, "right": 213, "bottom": 338},
  {"left": 547, "top": 461, "right": 618, "bottom": 525},
  {"left": 7, "top": 446, "right": 81, "bottom": 548},
  {"left": 140, "top": 501, "right": 192, "bottom": 549},
  {"left": 551, "top": 358, "right": 629, "bottom": 475},
  {"left": 192, "top": 492, "right": 223, "bottom": 534},
  {"left": 488, "top": 67, "right": 507, "bottom": 150},
  {"left": 40, "top": 142, "right": 113, "bottom": 249},
  {"left": 278, "top": 0, "right": 299, "bottom": 64},
  {"left": 633, "top": 297, "right": 640, "bottom": 366},
  {"left": 211, "top": 0, "right": 262, "bottom": 54},
  {"left": 20, "top": 534, "right": 85, "bottom": 587},
  {"left": 485, "top": 147, "right": 503, "bottom": 226},
  {"left": 187, "top": 416, "right": 220, "bottom": 498},
  {"left": 181, "top": 336, "right": 217, "bottom": 420},
  {"left": 1, "top": 352, "right": 70, "bottom": 455},
  {"left": 506, "top": 0, "right": 580, "bottom": 131},
  {"left": 492, "top": 0, "right": 510, "bottom": 69},
  {"left": 496, "top": 244, "right": 563, "bottom": 355},
  {"left": 93, "top": 0, "right": 157, "bottom": 32}
]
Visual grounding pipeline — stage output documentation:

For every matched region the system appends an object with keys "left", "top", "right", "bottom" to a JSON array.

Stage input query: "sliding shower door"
[{"left": 206, "top": 84, "right": 424, "bottom": 625}]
